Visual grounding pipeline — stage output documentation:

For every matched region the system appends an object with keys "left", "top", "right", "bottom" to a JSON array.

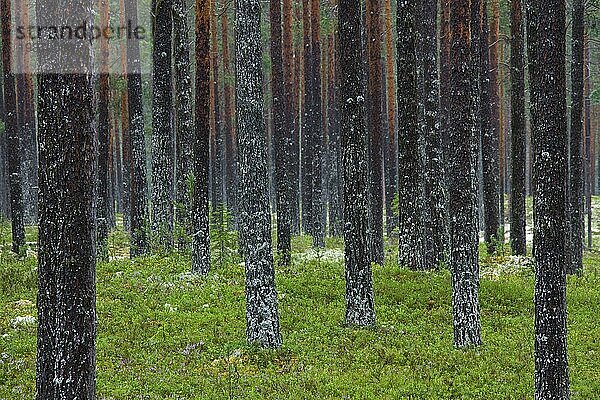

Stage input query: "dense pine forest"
[{"left": 1, "top": 0, "right": 600, "bottom": 398}]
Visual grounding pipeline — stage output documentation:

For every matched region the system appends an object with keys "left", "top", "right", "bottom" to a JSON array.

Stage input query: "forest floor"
[{"left": 1, "top": 200, "right": 600, "bottom": 399}]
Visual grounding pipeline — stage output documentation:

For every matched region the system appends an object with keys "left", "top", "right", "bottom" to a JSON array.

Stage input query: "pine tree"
[
  {"left": 271, "top": 0, "right": 292, "bottom": 265},
  {"left": 480, "top": 0, "right": 501, "bottom": 254},
  {"left": 301, "top": 0, "right": 313, "bottom": 236},
  {"left": 174, "top": 0, "right": 194, "bottom": 246},
  {"left": 510, "top": 0, "right": 527, "bottom": 255},
  {"left": 340, "top": 0, "right": 376, "bottom": 327},
  {"left": 35, "top": 2, "right": 96, "bottom": 397},
  {"left": 1, "top": 0, "right": 24, "bottom": 254},
  {"left": 526, "top": 0, "right": 570, "bottom": 397},
  {"left": 236, "top": 0, "right": 282, "bottom": 347},
  {"left": 152, "top": 0, "right": 175, "bottom": 250},
  {"left": 397, "top": 0, "right": 423, "bottom": 270},
  {"left": 192, "top": 0, "right": 211, "bottom": 275},
  {"left": 422, "top": 0, "right": 448, "bottom": 269},
  {"left": 448, "top": 0, "right": 483, "bottom": 348},
  {"left": 366, "top": 0, "right": 385, "bottom": 264},
  {"left": 567, "top": 0, "right": 584, "bottom": 274},
  {"left": 383, "top": 0, "right": 397, "bottom": 236},
  {"left": 126, "top": 0, "right": 149, "bottom": 257}
]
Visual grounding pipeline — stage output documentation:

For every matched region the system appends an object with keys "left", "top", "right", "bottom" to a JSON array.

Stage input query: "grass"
[{"left": 1, "top": 216, "right": 600, "bottom": 399}]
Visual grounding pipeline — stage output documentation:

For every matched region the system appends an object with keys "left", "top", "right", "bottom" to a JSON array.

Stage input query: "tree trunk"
[
  {"left": 271, "top": 0, "right": 292, "bottom": 265},
  {"left": 236, "top": 0, "right": 282, "bottom": 347},
  {"left": 301, "top": 0, "right": 313, "bottom": 236},
  {"left": 510, "top": 0, "right": 526, "bottom": 255},
  {"left": 97, "top": 0, "right": 111, "bottom": 259},
  {"left": 489, "top": 0, "right": 503, "bottom": 241},
  {"left": 35, "top": 1, "right": 96, "bottom": 397},
  {"left": 126, "top": 0, "right": 149, "bottom": 256},
  {"left": 192, "top": 0, "right": 211, "bottom": 275},
  {"left": 568, "top": 0, "right": 584, "bottom": 274},
  {"left": 1, "top": 0, "right": 24, "bottom": 253},
  {"left": 15, "top": 0, "right": 37, "bottom": 225},
  {"left": 526, "top": 0, "right": 570, "bottom": 397},
  {"left": 310, "top": 0, "right": 325, "bottom": 247},
  {"left": 383, "top": 0, "right": 397, "bottom": 236},
  {"left": 366, "top": 0, "right": 384, "bottom": 264},
  {"left": 340, "top": 0, "right": 376, "bottom": 327},
  {"left": 397, "top": 0, "right": 423, "bottom": 270},
  {"left": 480, "top": 0, "right": 501, "bottom": 254},
  {"left": 584, "top": 34, "right": 592, "bottom": 250},
  {"left": 421, "top": 0, "right": 447, "bottom": 268},
  {"left": 220, "top": 3, "right": 237, "bottom": 225},
  {"left": 448, "top": 0, "right": 483, "bottom": 348},
  {"left": 174, "top": 0, "right": 194, "bottom": 247},
  {"left": 328, "top": 27, "right": 343, "bottom": 237},
  {"left": 210, "top": 0, "right": 224, "bottom": 215},
  {"left": 152, "top": 0, "right": 175, "bottom": 250}
]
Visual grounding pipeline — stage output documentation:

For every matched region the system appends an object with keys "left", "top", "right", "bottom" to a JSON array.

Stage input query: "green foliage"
[
  {"left": 210, "top": 205, "right": 240, "bottom": 269},
  {"left": 2, "top": 227, "right": 600, "bottom": 399}
]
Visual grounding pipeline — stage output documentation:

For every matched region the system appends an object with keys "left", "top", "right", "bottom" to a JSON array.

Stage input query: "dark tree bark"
[
  {"left": 366, "top": 0, "right": 384, "bottom": 264},
  {"left": 192, "top": 0, "right": 211, "bottom": 275},
  {"left": 510, "top": 0, "right": 527, "bottom": 256},
  {"left": 35, "top": 1, "right": 96, "bottom": 397},
  {"left": 340, "top": 0, "right": 376, "bottom": 327},
  {"left": 383, "top": 0, "right": 397, "bottom": 236},
  {"left": 310, "top": 0, "right": 325, "bottom": 247},
  {"left": 1, "top": 0, "right": 24, "bottom": 253},
  {"left": 440, "top": 0, "right": 450, "bottom": 155},
  {"left": 328, "top": 26, "right": 343, "bottom": 238},
  {"left": 397, "top": 0, "right": 423, "bottom": 270},
  {"left": 421, "top": 0, "right": 447, "bottom": 268},
  {"left": 97, "top": 0, "right": 111, "bottom": 259},
  {"left": 121, "top": 91, "right": 131, "bottom": 232},
  {"left": 236, "top": 0, "right": 282, "bottom": 347},
  {"left": 220, "top": 3, "right": 237, "bottom": 225},
  {"left": 584, "top": 35, "right": 592, "bottom": 250},
  {"left": 209, "top": 0, "right": 224, "bottom": 213},
  {"left": 448, "top": 0, "right": 482, "bottom": 348},
  {"left": 489, "top": 0, "right": 503, "bottom": 241},
  {"left": 152, "top": 0, "right": 175, "bottom": 250},
  {"left": 301, "top": 0, "right": 313, "bottom": 236},
  {"left": 271, "top": 0, "right": 292, "bottom": 265},
  {"left": 480, "top": 0, "right": 501, "bottom": 254},
  {"left": 126, "top": 0, "right": 149, "bottom": 257},
  {"left": 174, "top": 0, "right": 194, "bottom": 246},
  {"left": 526, "top": 0, "right": 570, "bottom": 397},
  {"left": 15, "top": 0, "right": 37, "bottom": 225}
]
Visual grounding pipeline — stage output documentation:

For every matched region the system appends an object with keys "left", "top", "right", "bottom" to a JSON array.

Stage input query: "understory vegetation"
[{"left": 1, "top": 206, "right": 600, "bottom": 399}]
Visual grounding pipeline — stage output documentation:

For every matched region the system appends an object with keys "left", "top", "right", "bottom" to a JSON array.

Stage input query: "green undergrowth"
[{"left": 1, "top": 225, "right": 600, "bottom": 399}]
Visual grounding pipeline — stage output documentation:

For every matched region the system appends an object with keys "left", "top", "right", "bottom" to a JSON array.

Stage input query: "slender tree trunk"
[
  {"left": 152, "top": 0, "right": 175, "bottom": 250},
  {"left": 16, "top": 0, "right": 37, "bottom": 225},
  {"left": 422, "top": 0, "right": 447, "bottom": 268},
  {"left": 97, "top": 0, "right": 111, "bottom": 259},
  {"left": 526, "top": 0, "right": 570, "bottom": 397},
  {"left": 480, "top": 0, "right": 501, "bottom": 254},
  {"left": 210, "top": 0, "right": 224, "bottom": 213},
  {"left": 366, "top": 0, "right": 384, "bottom": 264},
  {"left": 383, "top": 0, "right": 397, "bottom": 235},
  {"left": 126, "top": 0, "right": 149, "bottom": 256},
  {"left": 310, "top": 0, "right": 325, "bottom": 247},
  {"left": 328, "top": 27, "right": 343, "bottom": 237},
  {"left": 449, "top": 0, "right": 483, "bottom": 348},
  {"left": 35, "top": 1, "right": 96, "bottom": 397},
  {"left": 440, "top": 0, "right": 451, "bottom": 178},
  {"left": 271, "top": 0, "right": 292, "bottom": 265},
  {"left": 568, "top": 0, "right": 584, "bottom": 274},
  {"left": 489, "top": 0, "right": 503, "bottom": 240},
  {"left": 584, "top": 34, "right": 592, "bottom": 250},
  {"left": 340, "top": 0, "right": 376, "bottom": 327},
  {"left": 301, "top": 0, "right": 313, "bottom": 236},
  {"left": 174, "top": 0, "right": 194, "bottom": 247},
  {"left": 397, "top": 0, "right": 423, "bottom": 270},
  {"left": 510, "top": 0, "right": 527, "bottom": 255},
  {"left": 1, "top": 0, "right": 24, "bottom": 253},
  {"left": 192, "top": 0, "right": 211, "bottom": 275},
  {"left": 236, "top": 0, "right": 282, "bottom": 347}
]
